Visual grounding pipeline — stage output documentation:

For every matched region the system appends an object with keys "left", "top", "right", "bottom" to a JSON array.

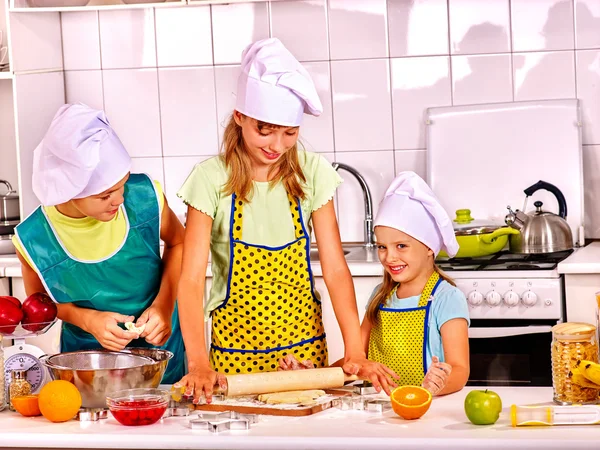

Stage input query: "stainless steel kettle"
[{"left": 505, "top": 180, "right": 573, "bottom": 254}]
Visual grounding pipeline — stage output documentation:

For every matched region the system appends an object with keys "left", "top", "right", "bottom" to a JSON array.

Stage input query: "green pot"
[{"left": 438, "top": 209, "right": 520, "bottom": 258}]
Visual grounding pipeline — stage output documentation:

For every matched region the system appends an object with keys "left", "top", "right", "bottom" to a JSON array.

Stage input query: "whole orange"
[
  {"left": 12, "top": 395, "right": 41, "bottom": 417},
  {"left": 390, "top": 385, "right": 432, "bottom": 420},
  {"left": 38, "top": 380, "right": 82, "bottom": 423}
]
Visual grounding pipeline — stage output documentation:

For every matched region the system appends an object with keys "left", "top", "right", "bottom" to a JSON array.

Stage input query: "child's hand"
[
  {"left": 422, "top": 356, "right": 452, "bottom": 395},
  {"left": 277, "top": 354, "right": 315, "bottom": 371},
  {"left": 85, "top": 311, "right": 138, "bottom": 352},
  {"left": 136, "top": 303, "right": 172, "bottom": 346},
  {"left": 343, "top": 356, "right": 398, "bottom": 395}
]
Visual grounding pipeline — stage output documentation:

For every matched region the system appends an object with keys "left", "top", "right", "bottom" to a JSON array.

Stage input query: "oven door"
[{"left": 467, "top": 320, "right": 555, "bottom": 387}]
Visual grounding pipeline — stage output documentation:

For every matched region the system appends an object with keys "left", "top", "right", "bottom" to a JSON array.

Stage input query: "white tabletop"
[{"left": 0, "top": 386, "right": 597, "bottom": 450}]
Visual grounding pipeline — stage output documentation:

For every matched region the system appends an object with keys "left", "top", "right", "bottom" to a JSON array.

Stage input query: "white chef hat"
[
  {"left": 32, "top": 103, "right": 131, "bottom": 206},
  {"left": 235, "top": 38, "right": 323, "bottom": 127},
  {"left": 374, "top": 172, "right": 459, "bottom": 258}
]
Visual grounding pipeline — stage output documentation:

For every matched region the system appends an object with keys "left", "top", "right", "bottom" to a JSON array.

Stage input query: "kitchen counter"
[
  {"left": 0, "top": 247, "right": 383, "bottom": 278},
  {"left": 557, "top": 241, "right": 600, "bottom": 274},
  {"left": 0, "top": 387, "right": 597, "bottom": 450}
]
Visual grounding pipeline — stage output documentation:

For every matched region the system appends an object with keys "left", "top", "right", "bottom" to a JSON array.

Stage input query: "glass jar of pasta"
[{"left": 552, "top": 322, "right": 600, "bottom": 405}]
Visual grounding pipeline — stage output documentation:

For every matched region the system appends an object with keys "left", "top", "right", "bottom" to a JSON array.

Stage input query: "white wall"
[{"left": 50, "top": 0, "right": 600, "bottom": 241}]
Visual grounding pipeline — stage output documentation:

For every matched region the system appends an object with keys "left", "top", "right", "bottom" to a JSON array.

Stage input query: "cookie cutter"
[
  {"left": 337, "top": 395, "right": 366, "bottom": 411},
  {"left": 163, "top": 406, "right": 192, "bottom": 418},
  {"left": 196, "top": 410, "right": 259, "bottom": 424},
  {"left": 352, "top": 381, "right": 378, "bottom": 396},
  {"left": 76, "top": 408, "right": 108, "bottom": 422},
  {"left": 364, "top": 399, "right": 392, "bottom": 413},
  {"left": 188, "top": 419, "right": 251, "bottom": 433}
]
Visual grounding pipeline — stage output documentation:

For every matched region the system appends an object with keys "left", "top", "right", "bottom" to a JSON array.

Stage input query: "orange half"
[
  {"left": 390, "top": 386, "right": 432, "bottom": 420},
  {"left": 12, "top": 395, "right": 42, "bottom": 417}
]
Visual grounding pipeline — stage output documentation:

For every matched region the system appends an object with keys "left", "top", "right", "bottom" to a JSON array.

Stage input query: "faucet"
[{"left": 332, "top": 162, "right": 375, "bottom": 247}]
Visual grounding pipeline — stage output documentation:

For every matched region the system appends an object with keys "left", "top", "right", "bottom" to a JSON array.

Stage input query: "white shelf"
[
  {"left": 8, "top": 0, "right": 284, "bottom": 12},
  {"left": 10, "top": 0, "right": 184, "bottom": 12},
  {"left": 0, "top": 72, "right": 13, "bottom": 80}
]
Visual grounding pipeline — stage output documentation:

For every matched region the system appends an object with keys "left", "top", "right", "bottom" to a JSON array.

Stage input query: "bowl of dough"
[{"left": 40, "top": 348, "right": 173, "bottom": 408}]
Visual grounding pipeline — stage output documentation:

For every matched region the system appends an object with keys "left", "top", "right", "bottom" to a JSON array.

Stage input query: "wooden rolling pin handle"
[{"left": 344, "top": 374, "right": 359, "bottom": 383}]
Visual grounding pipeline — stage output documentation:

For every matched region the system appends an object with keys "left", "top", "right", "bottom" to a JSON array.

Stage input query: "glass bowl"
[{"left": 106, "top": 388, "right": 169, "bottom": 426}]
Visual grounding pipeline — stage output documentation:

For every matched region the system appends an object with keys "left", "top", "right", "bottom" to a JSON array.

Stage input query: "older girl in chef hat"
[
  {"left": 175, "top": 38, "right": 395, "bottom": 403},
  {"left": 364, "top": 171, "right": 470, "bottom": 396},
  {"left": 13, "top": 103, "right": 186, "bottom": 383}
]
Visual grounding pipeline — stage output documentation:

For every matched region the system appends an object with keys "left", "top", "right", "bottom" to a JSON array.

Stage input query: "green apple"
[{"left": 464, "top": 389, "right": 502, "bottom": 425}]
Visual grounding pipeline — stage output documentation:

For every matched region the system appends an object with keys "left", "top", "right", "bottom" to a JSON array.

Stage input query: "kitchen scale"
[{"left": 1, "top": 320, "right": 57, "bottom": 395}]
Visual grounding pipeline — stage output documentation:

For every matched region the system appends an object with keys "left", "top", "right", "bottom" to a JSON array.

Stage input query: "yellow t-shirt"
[
  {"left": 177, "top": 151, "right": 343, "bottom": 320},
  {"left": 13, "top": 180, "right": 164, "bottom": 267}
]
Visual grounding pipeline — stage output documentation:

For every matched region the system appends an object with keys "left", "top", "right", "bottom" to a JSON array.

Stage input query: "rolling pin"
[{"left": 214, "top": 367, "right": 358, "bottom": 396}]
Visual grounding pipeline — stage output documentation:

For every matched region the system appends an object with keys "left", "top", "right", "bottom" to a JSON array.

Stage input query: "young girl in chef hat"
[
  {"left": 175, "top": 37, "right": 395, "bottom": 403},
  {"left": 13, "top": 103, "right": 186, "bottom": 383},
  {"left": 364, "top": 171, "right": 470, "bottom": 395}
]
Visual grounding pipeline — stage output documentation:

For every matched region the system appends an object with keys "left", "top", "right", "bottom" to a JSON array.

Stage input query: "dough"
[
  {"left": 125, "top": 322, "right": 146, "bottom": 336},
  {"left": 257, "top": 389, "right": 326, "bottom": 405}
]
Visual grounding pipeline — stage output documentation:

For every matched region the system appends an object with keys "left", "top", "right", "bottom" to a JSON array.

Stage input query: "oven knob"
[
  {"left": 503, "top": 291, "right": 520, "bottom": 307},
  {"left": 522, "top": 291, "right": 538, "bottom": 307},
  {"left": 467, "top": 291, "right": 483, "bottom": 306},
  {"left": 485, "top": 291, "right": 502, "bottom": 306}
]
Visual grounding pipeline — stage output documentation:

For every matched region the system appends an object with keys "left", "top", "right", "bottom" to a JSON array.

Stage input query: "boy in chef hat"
[
  {"left": 175, "top": 38, "right": 395, "bottom": 403},
  {"left": 362, "top": 171, "right": 470, "bottom": 396},
  {"left": 13, "top": 103, "right": 186, "bottom": 383}
]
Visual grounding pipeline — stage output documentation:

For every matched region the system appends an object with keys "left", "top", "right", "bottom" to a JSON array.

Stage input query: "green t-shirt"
[{"left": 177, "top": 151, "right": 343, "bottom": 320}]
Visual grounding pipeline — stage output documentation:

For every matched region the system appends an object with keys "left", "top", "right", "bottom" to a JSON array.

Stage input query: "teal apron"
[{"left": 15, "top": 173, "right": 185, "bottom": 383}]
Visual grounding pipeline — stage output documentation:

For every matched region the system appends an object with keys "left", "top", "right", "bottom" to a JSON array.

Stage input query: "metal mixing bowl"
[{"left": 40, "top": 348, "right": 173, "bottom": 408}]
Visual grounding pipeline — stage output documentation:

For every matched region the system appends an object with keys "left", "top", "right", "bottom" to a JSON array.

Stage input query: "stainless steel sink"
[{"left": 309, "top": 245, "right": 379, "bottom": 263}]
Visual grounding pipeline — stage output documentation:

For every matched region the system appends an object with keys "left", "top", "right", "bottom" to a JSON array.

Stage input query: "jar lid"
[
  {"left": 552, "top": 322, "right": 596, "bottom": 339},
  {"left": 11, "top": 370, "right": 27, "bottom": 380}
]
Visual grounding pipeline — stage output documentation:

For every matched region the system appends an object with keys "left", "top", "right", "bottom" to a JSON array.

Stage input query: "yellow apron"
[
  {"left": 368, "top": 272, "right": 441, "bottom": 386},
  {"left": 210, "top": 193, "right": 328, "bottom": 374}
]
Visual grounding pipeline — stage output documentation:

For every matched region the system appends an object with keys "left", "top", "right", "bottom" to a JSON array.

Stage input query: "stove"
[{"left": 426, "top": 99, "right": 584, "bottom": 386}]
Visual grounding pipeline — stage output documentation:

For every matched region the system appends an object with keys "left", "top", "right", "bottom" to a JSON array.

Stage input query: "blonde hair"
[
  {"left": 365, "top": 263, "right": 456, "bottom": 325},
  {"left": 221, "top": 114, "right": 306, "bottom": 203}
]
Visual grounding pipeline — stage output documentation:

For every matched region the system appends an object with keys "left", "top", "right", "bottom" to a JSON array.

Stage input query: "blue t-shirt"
[{"left": 366, "top": 280, "right": 470, "bottom": 369}]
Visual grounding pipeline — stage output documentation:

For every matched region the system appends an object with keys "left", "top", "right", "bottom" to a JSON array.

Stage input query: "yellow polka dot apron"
[
  {"left": 209, "top": 193, "right": 328, "bottom": 374},
  {"left": 368, "top": 272, "right": 441, "bottom": 386}
]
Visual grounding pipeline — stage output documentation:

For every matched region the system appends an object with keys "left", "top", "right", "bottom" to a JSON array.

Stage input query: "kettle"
[{"left": 505, "top": 180, "right": 573, "bottom": 254}]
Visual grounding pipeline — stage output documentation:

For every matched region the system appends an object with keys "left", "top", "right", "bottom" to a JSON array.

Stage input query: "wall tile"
[
  {"left": 214, "top": 65, "right": 241, "bottom": 147},
  {"left": 328, "top": 0, "right": 388, "bottom": 59},
  {"left": 103, "top": 68, "right": 161, "bottom": 157},
  {"left": 99, "top": 10, "right": 156, "bottom": 69},
  {"left": 511, "top": 0, "right": 574, "bottom": 52},
  {"left": 575, "top": 0, "right": 600, "bottom": 49},
  {"left": 449, "top": 0, "right": 511, "bottom": 54},
  {"left": 64, "top": 70, "right": 104, "bottom": 110},
  {"left": 270, "top": 0, "right": 329, "bottom": 61},
  {"left": 331, "top": 59, "right": 393, "bottom": 151},
  {"left": 335, "top": 150, "right": 395, "bottom": 243},
  {"left": 155, "top": 6, "right": 213, "bottom": 67},
  {"left": 388, "top": 0, "right": 449, "bottom": 57},
  {"left": 300, "top": 61, "right": 334, "bottom": 153},
  {"left": 158, "top": 67, "right": 218, "bottom": 157},
  {"left": 513, "top": 51, "right": 576, "bottom": 101},
  {"left": 452, "top": 53, "right": 513, "bottom": 105},
  {"left": 395, "top": 149, "right": 427, "bottom": 180},
  {"left": 163, "top": 156, "right": 211, "bottom": 219},
  {"left": 391, "top": 56, "right": 451, "bottom": 149},
  {"left": 211, "top": 3, "right": 270, "bottom": 65},
  {"left": 576, "top": 49, "right": 600, "bottom": 145},
  {"left": 583, "top": 145, "right": 600, "bottom": 237},
  {"left": 61, "top": 12, "right": 101, "bottom": 70}
]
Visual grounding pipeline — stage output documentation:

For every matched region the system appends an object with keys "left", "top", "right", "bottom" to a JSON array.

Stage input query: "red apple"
[
  {"left": 21, "top": 292, "right": 57, "bottom": 332},
  {"left": 0, "top": 296, "right": 21, "bottom": 309},
  {"left": 0, "top": 297, "right": 24, "bottom": 334}
]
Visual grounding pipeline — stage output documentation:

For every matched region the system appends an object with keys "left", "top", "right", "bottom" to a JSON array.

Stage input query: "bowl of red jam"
[{"left": 106, "top": 388, "right": 169, "bottom": 426}]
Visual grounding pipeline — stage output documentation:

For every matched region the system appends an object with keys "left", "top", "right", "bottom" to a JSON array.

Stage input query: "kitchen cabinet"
[{"left": 316, "top": 275, "right": 380, "bottom": 364}]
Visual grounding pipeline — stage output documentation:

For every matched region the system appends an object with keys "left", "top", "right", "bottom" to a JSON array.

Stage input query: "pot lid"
[{"left": 452, "top": 209, "right": 504, "bottom": 236}]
